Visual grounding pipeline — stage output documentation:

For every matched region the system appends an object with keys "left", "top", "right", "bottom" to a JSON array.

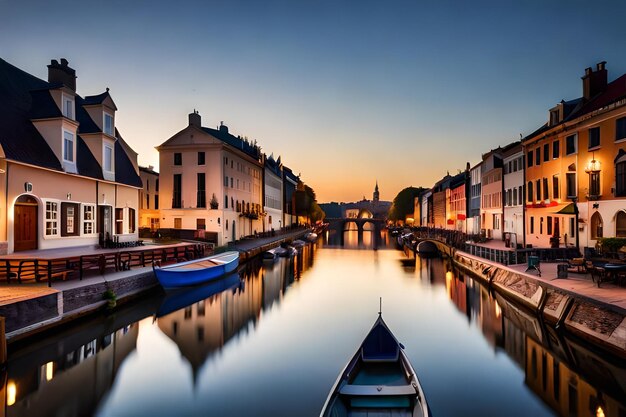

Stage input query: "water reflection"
[
  {"left": 2, "top": 236, "right": 626, "bottom": 417},
  {"left": 439, "top": 262, "right": 626, "bottom": 417},
  {"left": 2, "top": 244, "right": 317, "bottom": 417}
]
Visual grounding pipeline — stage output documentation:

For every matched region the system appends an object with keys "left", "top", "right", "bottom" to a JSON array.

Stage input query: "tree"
[{"left": 388, "top": 186, "right": 425, "bottom": 222}]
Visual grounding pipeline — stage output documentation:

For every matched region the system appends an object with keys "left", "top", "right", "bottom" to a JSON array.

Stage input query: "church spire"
[{"left": 373, "top": 180, "right": 380, "bottom": 202}]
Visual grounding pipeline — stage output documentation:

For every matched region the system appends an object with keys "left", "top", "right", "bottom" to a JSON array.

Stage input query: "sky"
[{"left": 2, "top": 0, "right": 626, "bottom": 203}]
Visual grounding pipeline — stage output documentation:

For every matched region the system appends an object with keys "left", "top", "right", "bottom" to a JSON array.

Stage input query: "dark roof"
[
  {"left": 0, "top": 58, "right": 63, "bottom": 170},
  {"left": 0, "top": 57, "right": 141, "bottom": 187},
  {"left": 82, "top": 90, "right": 117, "bottom": 109},
  {"left": 201, "top": 126, "right": 260, "bottom": 160},
  {"left": 282, "top": 165, "right": 299, "bottom": 182},
  {"left": 264, "top": 155, "right": 282, "bottom": 177},
  {"left": 139, "top": 165, "right": 159, "bottom": 175},
  {"left": 450, "top": 171, "right": 467, "bottom": 189},
  {"left": 114, "top": 140, "right": 142, "bottom": 188},
  {"left": 75, "top": 96, "right": 102, "bottom": 133}
]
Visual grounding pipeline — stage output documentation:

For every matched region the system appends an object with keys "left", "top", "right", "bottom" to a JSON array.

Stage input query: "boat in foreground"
[
  {"left": 320, "top": 314, "right": 430, "bottom": 417},
  {"left": 153, "top": 251, "right": 240, "bottom": 289}
]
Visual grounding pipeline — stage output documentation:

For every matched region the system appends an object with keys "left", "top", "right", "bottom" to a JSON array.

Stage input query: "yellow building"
[
  {"left": 523, "top": 62, "right": 626, "bottom": 250},
  {"left": 138, "top": 165, "right": 159, "bottom": 233}
]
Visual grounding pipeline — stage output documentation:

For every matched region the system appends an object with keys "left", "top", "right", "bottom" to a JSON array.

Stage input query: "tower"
[{"left": 373, "top": 181, "right": 379, "bottom": 202}]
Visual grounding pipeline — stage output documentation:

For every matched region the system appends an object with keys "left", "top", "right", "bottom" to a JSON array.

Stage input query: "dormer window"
[
  {"left": 62, "top": 94, "right": 74, "bottom": 119},
  {"left": 104, "top": 112, "right": 114, "bottom": 136},
  {"left": 63, "top": 131, "right": 74, "bottom": 162},
  {"left": 103, "top": 140, "right": 115, "bottom": 181}
]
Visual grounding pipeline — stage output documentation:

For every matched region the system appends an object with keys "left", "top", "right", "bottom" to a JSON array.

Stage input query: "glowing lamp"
[
  {"left": 585, "top": 154, "right": 601, "bottom": 173},
  {"left": 7, "top": 380, "right": 16, "bottom": 406}
]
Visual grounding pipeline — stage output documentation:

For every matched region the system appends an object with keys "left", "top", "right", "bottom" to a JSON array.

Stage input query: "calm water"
[{"left": 4, "top": 229, "right": 626, "bottom": 417}]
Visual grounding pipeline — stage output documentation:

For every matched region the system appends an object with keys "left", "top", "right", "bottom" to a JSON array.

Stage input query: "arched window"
[
  {"left": 616, "top": 159, "right": 626, "bottom": 197},
  {"left": 590, "top": 212, "right": 603, "bottom": 240},
  {"left": 617, "top": 211, "right": 626, "bottom": 237}
]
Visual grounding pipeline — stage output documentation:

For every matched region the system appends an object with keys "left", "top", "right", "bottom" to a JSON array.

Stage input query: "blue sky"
[{"left": 2, "top": 0, "right": 626, "bottom": 202}]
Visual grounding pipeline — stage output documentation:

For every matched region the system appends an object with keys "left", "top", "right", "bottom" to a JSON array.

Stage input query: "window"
[
  {"left": 172, "top": 174, "right": 182, "bottom": 208},
  {"left": 543, "top": 178, "right": 548, "bottom": 200},
  {"left": 527, "top": 181, "right": 533, "bottom": 202},
  {"left": 128, "top": 208, "right": 135, "bottom": 233},
  {"left": 224, "top": 175, "right": 228, "bottom": 187},
  {"left": 617, "top": 211, "right": 626, "bottom": 237},
  {"left": 552, "top": 176, "right": 559, "bottom": 200},
  {"left": 224, "top": 157, "right": 228, "bottom": 165},
  {"left": 83, "top": 204, "right": 95, "bottom": 235},
  {"left": 61, "top": 203, "right": 80, "bottom": 237},
  {"left": 617, "top": 161, "right": 626, "bottom": 197},
  {"left": 45, "top": 201, "right": 59, "bottom": 236},
  {"left": 536, "top": 179, "right": 541, "bottom": 201},
  {"left": 224, "top": 194, "right": 228, "bottom": 209},
  {"left": 565, "top": 134, "right": 577, "bottom": 155},
  {"left": 566, "top": 173, "right": 576, "bottom": 198},
  {"left": 512, "top": 188, "right": 517, "bottom": 206},
  {"left": 535, "top": 147, "right": 541, "bottom": 165},
  {"left": 103, "top": 144, "right": 113, "bottom": 172},
  {"left": 154, "top": 195, "right": 159, "bottom": 210},
  {"left": 104, "top": 113, "right": 114, "bottom": 136},
  {"left": 230, "top": 177, "right": 233, "bottom": 188},
  {"left": 570, "top": 218, "right": 576, "bottom": 240},
  {"left": 115, "top": 208, "right": 123, "bottom": 234},
  {"left": 547, "top": 216, "right": 552, "bottom": 236},
  {"left": 196, "top": 218, "right": 206, "bottom": 230},
  {"left": 63, "top": 131, "right": 74, "bottom": 162},
  {"left": 616, "top": 117, "right": 626, "bottom": 141},
  {"left": 530, "top": 216, "right": 534, "bottom": 234},
  {"left": 590, "top": 212, "right": 603, "bottom": 239},
  {"left": 588, "top": 127, "right": 600, "bottom": 149},
  {"left": 174, "top": 153, "right": 182, "bottom": 165},
  {"left": 63, "top": 95, "right": 74, "bottom": 119},
  {"left": 552, "top": 140, "right": 559, "bottom": 159},
  {"left": 528, "top": 150, "right": 533, "bottom": 167},
  {"left": 589, "top": 171, "right": 600, "bottom": 197},
  {"left": 198, "top": 152, "right": 205, "bottom": 165},
  {"left": 174, "top": 218, "right": 182, "bottom": 229},
  {"left": 543, "top": 144, "right": 549, "bottom": 162},
  {"left": 518, "top": 186, "right": 523, "bottom": 206},
  {"left": 156, "top": 179, "right": 159, "bottom": 192},
  {"left": 197, "top": 173, "right": 206, "bottom": 208},
  {"left": 540, "top": 217, "right": 543, "bottom": 234}
]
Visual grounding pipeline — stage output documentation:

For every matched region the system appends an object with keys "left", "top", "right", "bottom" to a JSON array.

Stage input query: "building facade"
[
  {"left": 282, "top": 166, "right": 298, "bottom": 227},
  {"left": 0, "top": 58, "right": 141, "bottom": 254},
  {"left": 138, "top": 165, "right": 159, "bottom": 232},
  {"left": 502, "top": 142, "right": 524, "bottom": 248},
  {"left": 468, "top": 162, "right": 482, "bottom": 235},
  {"left": 448, "top": 170, "right": 469, "bottom": 232},
  {"left": 524, "top": 62, "right": 626, "bottom": 249},
  {"left": 480, "top": 149, "right": 504, "bottom": 240},
  {"left": 157, "top": 112, "right": 263, "bottom": 246},
  {"left": 263, "top": 155, "right": 283, "bottom": 231}
]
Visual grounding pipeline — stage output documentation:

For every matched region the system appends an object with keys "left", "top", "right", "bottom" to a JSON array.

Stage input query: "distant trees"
[
  {"left": 295, "top": 183, "right": 325, "bottom": 224},
  {"left": 388, "top": 186, "right": 425, "bottom": 222}
]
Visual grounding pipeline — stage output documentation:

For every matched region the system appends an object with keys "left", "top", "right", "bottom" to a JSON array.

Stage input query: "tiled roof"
[
  {"left": 201, "top": 127, "right": 261, "bottom": 160},
  {"left": 0, "top": 58, "right": 63, "bottom": 170},
  {"left": 0, "top": 57, "right": 140, "bottom": 187}
]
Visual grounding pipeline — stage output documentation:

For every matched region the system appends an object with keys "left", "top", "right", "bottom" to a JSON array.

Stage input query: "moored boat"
[
  {"left": 305, "top": 232, "right": 318, "bottom": 242},
  {"left": 320, "top": 314, "right": 430, "bottom": 417},
  {"left": 262, "top": 248, "right": 280, "bottom": 262},
  {"left": 153, "top": 251, "right": 239, "bottom": 289},
  {"left": 291, "top": 239, "right": 306, "bottom": 248}
]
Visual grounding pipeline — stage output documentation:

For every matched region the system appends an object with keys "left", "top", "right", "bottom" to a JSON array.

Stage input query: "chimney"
[
  {"left": 219, "top": 121, "right": 229, "bottom": 134},
  {"left": 47, "top": 58, "right": 76, "bottom": 91},
  {"left": 582, "top": 61, "right": 608, "bottom": 100},
  {"left": 188, "top": 110, "right": 201, "bottom": 127}
]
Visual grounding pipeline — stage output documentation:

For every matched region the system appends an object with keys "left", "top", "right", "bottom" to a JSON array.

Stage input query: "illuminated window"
[{"left": 104, "top": 113, "right": 114, "bottom": 136}]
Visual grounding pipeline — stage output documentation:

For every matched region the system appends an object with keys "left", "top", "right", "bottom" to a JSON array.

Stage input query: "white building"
[
  {"left": 157, "top": 112, "right": 263, "bottom": 246},
  {"left": 264, "top": 155, "right": 283, "bottom": 231},
  {"left": 502, "top": 142, "right": 524, "bottom": 248}
]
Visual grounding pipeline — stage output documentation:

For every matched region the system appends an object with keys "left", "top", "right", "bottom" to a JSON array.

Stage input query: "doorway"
[
  {"left": 98, "top": 205, "right": 113, "bottom": 241},
  {"left": 14, "top": 195, "right": 38, "bottom": 251}
]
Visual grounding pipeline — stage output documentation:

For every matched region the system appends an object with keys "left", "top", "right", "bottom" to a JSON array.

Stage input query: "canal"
[{"left": 3, "top": 229, "right": 626, "bottom": 416}]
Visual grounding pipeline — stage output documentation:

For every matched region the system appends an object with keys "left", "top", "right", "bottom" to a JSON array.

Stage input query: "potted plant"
[
  {"left": 103, "top": 288, "right": 117, "bottom": 309},
  {"left": 210, "top": 193, "right": 219, "bottom": 209}
]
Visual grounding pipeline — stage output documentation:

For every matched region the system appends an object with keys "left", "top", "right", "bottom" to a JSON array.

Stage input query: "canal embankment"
[
  {"left": 0, "top": 228, "right": 311, "bottom": 344},
  {"left": 423, "top": 240, "right": 626, "bottom": 358}
]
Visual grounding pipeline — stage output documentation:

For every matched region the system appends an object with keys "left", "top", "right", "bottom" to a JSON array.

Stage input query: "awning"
[{"left": 556, "top": 203, "right": 577, "bottom": 215}]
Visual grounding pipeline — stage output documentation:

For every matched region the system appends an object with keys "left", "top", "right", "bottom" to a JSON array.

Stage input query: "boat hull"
[
  {"left": 153, "top": 251, "right": 239, "bottom": 289},
  {"left": 320, "top": 316, "right": 429, "bottom": 417}
]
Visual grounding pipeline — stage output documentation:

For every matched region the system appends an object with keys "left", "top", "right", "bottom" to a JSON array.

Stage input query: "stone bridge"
[{"left": 326, "top": 217, "right": 385, "bottom": 247}]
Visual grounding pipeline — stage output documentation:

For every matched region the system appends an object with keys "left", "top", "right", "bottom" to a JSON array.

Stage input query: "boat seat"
[{"left": 340, "top": 384, "right": 416, "bottom": 396}]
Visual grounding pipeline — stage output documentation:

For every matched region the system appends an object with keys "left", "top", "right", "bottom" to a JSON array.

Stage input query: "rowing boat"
[
  {"left": 320, "top": 314, "right": 430, "bottom": 417},
  {"left": 153, "top": 251, "right": 239, "bottom": 289}
]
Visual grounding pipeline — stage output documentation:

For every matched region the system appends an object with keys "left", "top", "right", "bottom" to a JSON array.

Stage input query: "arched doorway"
[
  {"left": 14, "top": 195, "right": 38, "bottom": 251},
  {"left": 590, "top": 212, "right": 603, "bottom": 240}
]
